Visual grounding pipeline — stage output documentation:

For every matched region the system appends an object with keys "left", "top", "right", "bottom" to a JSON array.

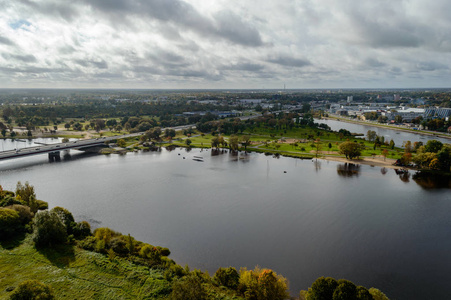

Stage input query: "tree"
[
  {"left": 424, "top": 140, "right": 443, "bottom": 153},
  {"left": 117, "top": 139, "right": 126, "bottom": 148},
  {"left": 338, "top": 142, "right": 363, "bottom": 159},
  {"left": 33, "top": 210, "right": 67, "bottom": 247},
  {"left": 171, "top": 275, "right": 207, "bottom": 300},
  {"left": 240, "top": 135, "right": 251, "bottom": 151},
  {"left": 9, "top": 280, "right": 54, "bottom": 300},
  {"left": 51, "top": 206, "right": 75, "bottom": 235},
  {"left": 394, "top": 115, "right": 403, "bottom": 123},
  {"left": 64, "top": 123, "right": 71, "bottom": 130},
  {"left": 185, "top": 139, "right": 192, "bottom": 146},
  {"left": 238, "top": 267, "right": 289, "bottom": 300},
  {"left": 366, "top": 130, "right": 377, "bottom": 142},
  {"left": 389, "top": 139, "right": 395, "bottom": 149},
  {"left": 306, "top": 277, "right": 338, "bottom": 300},
  {"left": 229, "top": 135, "right": 239, "bottom": 151},
  {"left": 213, "top": 267, "right": 240, "bottom": 289},
  {"left": 332, "top": 279, "right": 357, "bottom": 300},
  {"left": 15, "top": 181, "right": 36, "bottom": 207},
  {"left": 0, "top": 208, "right": 21, "bottom": 237},
  {"left": 368, "top": 288, "right": 390, "bottom": 300}
]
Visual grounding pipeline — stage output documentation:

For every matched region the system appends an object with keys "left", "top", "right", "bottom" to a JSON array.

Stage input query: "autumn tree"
[{"left": 338, "top": 142, "right": 363, "bottom": 159}]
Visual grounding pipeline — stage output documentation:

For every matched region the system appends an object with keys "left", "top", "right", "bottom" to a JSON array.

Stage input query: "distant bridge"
[
  {"left": 0, "top": 133, "right": 143, "bottom": 161},
  {"left": 0, "top": 124, "right": 197, "bottom": 161}
]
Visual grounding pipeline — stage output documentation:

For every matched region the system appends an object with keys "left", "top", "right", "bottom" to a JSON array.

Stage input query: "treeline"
[
  {"left": 0, "top": 182, "right": 391, "bottom": 299},
  {"left": 196, "top": 112, "right": 330, "bottom": 135},
  {"left": 0, "top": 101, "right": 230, "bottom": 128}
]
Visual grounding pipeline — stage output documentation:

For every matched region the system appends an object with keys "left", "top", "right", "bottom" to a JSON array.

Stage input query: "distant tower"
[
  {"left": 347, "top": 96, "right": 353, "bottom": 103},
  {"left": 394, "top": 94, "right": 400, "bottom": 101}
]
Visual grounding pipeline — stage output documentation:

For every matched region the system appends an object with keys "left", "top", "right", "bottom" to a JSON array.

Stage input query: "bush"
[
  {"left": 36, "top": 200, "right": 48, "bottom": 211},
  {"left": 0, "top": 208, "right": 21, "bottom": 237},
  {"left": 94, "top": 227, "right": 121, "bottom": 245},
  {"left": 32, "top": 211, "right": 67, "bottom": 247},
  {"left": 78, "top": 236, "right": 97, "bottom": 251},
  {"left": 0, "top": 195, "right": 22, "bottom": 207},
  {"left": 238, "top": 267, "right": 289, "bottom": 300},
  {"left": 72, "top": 221, "right": 91, "bottom": 239},
  {"left": 306, "top": 277, "right": 338, "bottom": 300},
  {"left": 9, "top": 280, "right": 54, "bottom": 300},
  {"left": 51, "top": 206, "right": 75, "bottom": 234},
  {"left": 369, "top": 288, "right": 390, "bottom": 300},
  {"left": 6, "top": 205, "right": 33, "bottom": 225},
  {"left": 164, "top": 264, "right": 186, "bottom": 281},
  {"left": 171, "top": 275, "right": 207, "bottom": 300},
  {"left": 332, "top": 279, "right": 357, "bottom": 300},
  {"left": 213, "top": 267, "right": 240, "bottom": 289}
]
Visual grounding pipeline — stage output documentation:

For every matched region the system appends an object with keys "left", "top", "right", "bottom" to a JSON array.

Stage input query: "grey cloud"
[
  {"left": 74, "top": 59, "right": 108, "bottom": 69},
  {"left": 2, "top": 53, "right": 37, "bottom": 63},
  {"left": 416, "top": 61, "right": 448, "bottom": 71},
  {"left": 0, "top": 36, "right": 14, "bottom": 46},
  {"left": 363, "top": 58, "right": 386, "bottom": 68},
  {"left": 223, "top": 62, "right": 265, "bottom": 72},
  {"left": 267, "top": 55, "right": 311, "bottom": 68},
  {"left": 17, "top": 0, "right": 80, "bottom": 21},
  {"left": 214, "top": 11, "right": 263, "bottom": 47},
  {"left": 83, "top": 0, "right": 263, "bottom": 47}
]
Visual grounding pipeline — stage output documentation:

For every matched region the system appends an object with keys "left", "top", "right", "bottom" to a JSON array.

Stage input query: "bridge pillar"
[{"left": 48, "top": 151, "right": 61, "bottom": 161}]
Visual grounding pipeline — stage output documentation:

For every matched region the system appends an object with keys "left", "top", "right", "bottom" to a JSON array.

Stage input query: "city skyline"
[{"left": 1, "top": 0, "right": 450, "bottom": 89}]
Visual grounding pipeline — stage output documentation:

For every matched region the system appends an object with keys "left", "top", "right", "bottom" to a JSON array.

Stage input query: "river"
[
  {"left": 0, "top": 141, "right": 450, "bottom": 299},
  {"left": 316, "top": 118, "right": 451, "bottom": 146}
]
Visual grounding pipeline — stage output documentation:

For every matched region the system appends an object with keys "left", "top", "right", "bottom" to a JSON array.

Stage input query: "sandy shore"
[{"left": 320, "top": 155, "right": 404, "bottom": 169}]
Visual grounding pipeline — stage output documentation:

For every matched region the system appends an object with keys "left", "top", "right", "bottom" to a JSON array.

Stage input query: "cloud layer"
[{"left": 0, "top": 0, "right": 450, "bottom": 89}]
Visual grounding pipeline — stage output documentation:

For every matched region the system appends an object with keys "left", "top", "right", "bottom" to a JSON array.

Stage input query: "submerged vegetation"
[{"left": 0, "top": 182, "right": 389, "bottom": 299}]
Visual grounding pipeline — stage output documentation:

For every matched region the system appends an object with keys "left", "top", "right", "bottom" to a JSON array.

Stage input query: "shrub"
[
  {"left": 9, "top": 280, "right": 54, "bottom": 300},
  {"left": 332, "top": 279, "right": 357, "bottom": 300},
  {"left": 368, "top": 288, "right": 390, "bottom": 300},
  {"left": 72, "top": 221, "right": 91, "bottom": 239},
  {"left": 356, "top": 286, "right": 373, "bottom": 300},
  {"left": 78, "top": 236, "right": 96, "bottom": 251},
  {"left": 306, "top": 276, "right": 338, "bottom": 300},
  {"left": 0, "top": 208, "right": 21, "bottom": 237},
  {"left": 36, "top": 200, "right": 48, "bottom": 211},
  {"left": 6, "top": 205, "right": 33, "bottom": 225},
  {"left": 170, "top": 275, "right": 207, "bottom": 300},
  {"left": 0, "top": 195, "right": 22, "bottom": 208},
  {"left": 164, "top": 264, "right": 186, "bottom": 281},
  {"left": 139, "top": 244, "right": 161, "bottom": 261},
  {"left": 109, "top": 236, "right": 129, "bottom": 255},
  {"left": 32, "top": 211, "right": 67, "bottom": 247},
  {"left": 158, "top": 246, "right": 171, "bottom": 257},
  {"left": 213, "top": 267, "right": 240, "bottom": 289},
  {"left": 239, "top": 267, "right": 289, "bottom": 300},
  {"left": 51, "top": 206, "right": 75, "bottom": 234},
  {"left": 94, "top": 227, "right": 121, "bottom": 245}
]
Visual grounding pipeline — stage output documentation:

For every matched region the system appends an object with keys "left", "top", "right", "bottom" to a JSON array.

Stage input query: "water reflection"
[
  {"left": 336, "top": 163, "right": 360, "bottom": 177},
  {"left": 412, "top": 171, "right": 451, "bottom": 189},
  {"left": 394, "top": 169, "right": 411, "bottom": 183},
  {"left": 380, "top": 167, "right": 388, "bottom": 175},
  {"left": 313, "top": 159, "right": 321, "bottom": 172}
]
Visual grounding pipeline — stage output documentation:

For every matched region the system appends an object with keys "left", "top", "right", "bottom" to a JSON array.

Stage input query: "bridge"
[
  {"left": 0, "top": 133, "right": 144, "bottom": 161},
  {"left": 0, "top": 109, "right": 301, "bottom": 162}
]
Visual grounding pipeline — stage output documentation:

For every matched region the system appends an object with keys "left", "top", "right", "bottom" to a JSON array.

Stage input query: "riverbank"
[
  {"left": 320, "top": 155, "right": 401, "bottom": 169},
  {"left": 323, "top": 115, "right": 451, "bottom": 141}
]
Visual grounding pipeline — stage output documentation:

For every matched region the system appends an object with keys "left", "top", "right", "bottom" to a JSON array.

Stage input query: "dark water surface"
[{"left": 1, "top": 146, "right": 450, "bottom": 299}]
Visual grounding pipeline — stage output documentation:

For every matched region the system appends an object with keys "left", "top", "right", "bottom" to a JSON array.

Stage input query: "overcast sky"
[{"left": 0, "top": 0, "right": 450, "bottom": 89}]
